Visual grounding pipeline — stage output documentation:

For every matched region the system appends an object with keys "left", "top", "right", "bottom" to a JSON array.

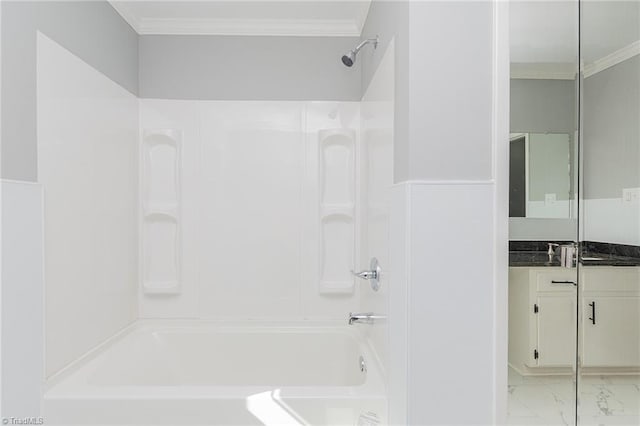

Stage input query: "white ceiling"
[
  {"left": 582, "top": 0, "right": 640, "bottom": 63},
  {"left": 510, "top": 1, "right": 579, "bottom": 64},
  {"left": 109, "top": 1, "right": 372, "bottom": 36},
  {"left": 510, "top": 0, "right": 639, "bottom": 65}
]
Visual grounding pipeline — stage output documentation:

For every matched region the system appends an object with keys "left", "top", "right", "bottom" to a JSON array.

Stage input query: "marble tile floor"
[{"left": 507, "top": 367, "right": 640, "bottom": 426}]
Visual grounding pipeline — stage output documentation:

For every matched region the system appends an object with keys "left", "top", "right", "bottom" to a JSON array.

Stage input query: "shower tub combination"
[{"left": 43, "top": 321, "right": 387, "bottom": 425}]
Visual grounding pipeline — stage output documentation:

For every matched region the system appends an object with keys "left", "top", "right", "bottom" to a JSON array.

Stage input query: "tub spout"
[{"left": 348, "top": 312, "right": 386, "bottom": 325}]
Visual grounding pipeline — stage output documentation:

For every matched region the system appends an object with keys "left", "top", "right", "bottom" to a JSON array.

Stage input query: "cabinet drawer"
[
  {"left": 536, "top": 270, "right": 578, "bottom": 292},
  {"left": 581, "top": 267, "right": 640, "bottom": 293}
]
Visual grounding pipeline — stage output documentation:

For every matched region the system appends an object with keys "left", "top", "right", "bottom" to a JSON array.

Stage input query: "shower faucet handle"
[
  {"left": 351, "top": 269, "right": 378, "bottom": 280},
  {"left": 350, "top": 258, "right": 382, "bottom": 292}
]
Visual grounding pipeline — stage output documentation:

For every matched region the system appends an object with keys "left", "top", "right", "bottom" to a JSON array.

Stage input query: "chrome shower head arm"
[
  {"left": 353, "top": 36, "right": 379, "bottom": 54},
  {"left": 341, "top": 35, "right": 379, "bottom": 67}
]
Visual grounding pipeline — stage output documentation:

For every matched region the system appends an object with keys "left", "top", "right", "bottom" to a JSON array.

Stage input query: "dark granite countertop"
[
  {"left": 509, "top": 241, "right": 640, "bottom": 267},
  {"left": 509, "top": 252, "right": 640, "bottom": 267},
  {"left": 579, "top": 253, "right": 640, "bottom": 267},
  {"left": 509, "top": 251, "right": 562, "bottom": 267}
]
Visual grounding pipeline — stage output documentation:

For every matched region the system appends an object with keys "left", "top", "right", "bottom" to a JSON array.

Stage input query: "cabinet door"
[
  {"left": 536, "top": 295, "right": 576, "bottom": 367},
  {"left": 582, "top": 296, "right": 640, "bottom": 367}
]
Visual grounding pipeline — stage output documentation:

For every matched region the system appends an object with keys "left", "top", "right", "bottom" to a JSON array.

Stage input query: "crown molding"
[
  {"left": 109, "top": 2, "right": 363, "bottom": 37},
  {"left": 353, "top": 1, "right": 372, "bottom": 38},
  {"left": 109, "top": 2, "right": 141, "bottom": 33},
  {"left": 136, "top": 18, "right": 361, "bottom": 36},
  {"left": 510, "top": 63, "right": 577, "bottom": 80},
  {"left": 583, "top": 40, "right": 640, "bottom": 78}
]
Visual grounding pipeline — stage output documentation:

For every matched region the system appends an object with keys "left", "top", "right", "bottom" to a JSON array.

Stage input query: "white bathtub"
[{"left": 43, "top": 321, "right": 387, "bottom": 425}]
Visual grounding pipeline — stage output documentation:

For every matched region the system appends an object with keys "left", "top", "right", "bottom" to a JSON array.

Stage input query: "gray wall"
[
  {"left": 362, "top": 0, "right": 493, "bottom": 182},
  {"left": 363, "top": 1, "right": 494, "bottom": 183},
  {"left": 509, "top": 217, "right": 578, "bottom": 241},
  {"left": 583, "top": 56, "right": 640, "bottom": 199},
  {"left": 511, "top": 79, "right": 576, "bottom": 135},
  {"left": 138, "top": 35, "right": 361, "bottom": 101},
  {"left": 1, "top": 1, "right": 139, "bottom": 181},
  {"left": 511, "top": 78, "right": 577, "bottom": 197},
  {"left": 407, "top": 1, "right": 493, "bottom": 182},
  {"left": 1, "top": 2, "right": 366, "bottom": 181},
  {"left": 360, "top": 0, "right": 409, "bottom": 183}
]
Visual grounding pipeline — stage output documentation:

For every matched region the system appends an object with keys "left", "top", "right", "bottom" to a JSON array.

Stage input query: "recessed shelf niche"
[
  {"left": 318, "top": 129, "right": 356, "bottom": 294},
  {"left": 141, "top": 129, "right": 181, "bottom": 295}
]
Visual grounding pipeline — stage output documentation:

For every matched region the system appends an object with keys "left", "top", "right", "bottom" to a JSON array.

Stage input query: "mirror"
[
  {"left": 578, "top": 1, "right": 640, "bottom": 425},
  {"left": 510, "top": 132, "right": 572, "bottom": 218},
  {"left": 508, "top": 1, "right": 579, "bottom": 425},
  {"left": 508, "top": 1, "right": 640, "bottom": 425}
]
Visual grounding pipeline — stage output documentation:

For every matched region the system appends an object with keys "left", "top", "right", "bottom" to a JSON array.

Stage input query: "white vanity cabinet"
[
  {"left": 580, "top": 267, "right": 640, "bottom": 369},
  {"left": 510, "top": 265, "right": 640, "bottom": 375},
  {"left": 509, "top": 267, "right": 577, "bottom": 374}
]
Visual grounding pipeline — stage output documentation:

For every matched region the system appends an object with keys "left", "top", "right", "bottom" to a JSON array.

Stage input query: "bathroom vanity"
[{"left": 509, "top": 264, "right": 640, "bottom": 375}]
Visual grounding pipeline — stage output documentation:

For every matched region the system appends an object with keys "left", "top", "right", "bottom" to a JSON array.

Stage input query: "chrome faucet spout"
[{"left": 348, "top": 312, "right": 386, "bottom": 325}]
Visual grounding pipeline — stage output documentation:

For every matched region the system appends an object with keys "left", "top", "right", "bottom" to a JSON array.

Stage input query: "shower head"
[
  {"left": 341, "top": 36, "right": 379, "bottom": 67},
  {"left": 341, "top": 51, "right": 356, "bottom": 67}
]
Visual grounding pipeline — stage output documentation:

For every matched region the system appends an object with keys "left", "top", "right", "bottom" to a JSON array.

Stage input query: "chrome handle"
[
  {"left": 351, "top": 269, "right": 378, "bottom": 280},
  {"left": 351, "top": 257, "right": 382, "bottom": 292},
  {"left": 348, "top": 312, "right": 387, "bottom": 325}
]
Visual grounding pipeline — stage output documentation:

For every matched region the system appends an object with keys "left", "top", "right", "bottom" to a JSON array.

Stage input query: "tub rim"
[{"left": 44, "top": 319, "right": 387, "bottom": 400}]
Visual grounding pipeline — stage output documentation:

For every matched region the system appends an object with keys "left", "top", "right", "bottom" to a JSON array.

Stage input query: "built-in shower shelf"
[
  {"left": 141, "top": 129, "right": 182, "bottom": 296},
  {"left": 144, "top": 211, "right": 178, "bottom": 221},
  {"left": 318, "top": 128, "right": 356, "bottom": 295},
  {"left": 142, "top": 281, "right": 181, "bottom": 295},
  {"left": 143, "top": 130, "right": 180, "bottom": 146},
  {"left": 142, "top": 205, "right": 179, "bottom": 219},
  {"left": 320, "top": 205, "right": 355, "bottom": 218}
]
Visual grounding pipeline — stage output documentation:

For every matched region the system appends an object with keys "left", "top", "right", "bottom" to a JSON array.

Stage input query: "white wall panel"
[
  {"left": 390, "top": 181, "right": 496, "bottom": 425},
  {"left": 1, "top": 181, "right": 44, "bottom": 417},
  {"left": 36, "top": 33, "right": 138, "bottom": 377},
  {"left": 407, "top": 183, "right": 495, "bottom": 425},
  {"left": 388, "top": 184, "right": 409, "bottom": 425},
  {"left": 139, "top": 100, "right": 360, "bottom": 320}
]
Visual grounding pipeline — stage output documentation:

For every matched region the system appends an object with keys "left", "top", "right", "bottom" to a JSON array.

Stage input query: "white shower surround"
[
  {"left": 37, "top": 32, "right": 139, "bottom": 378},
  {"left": 138, "top": 99, "right": 363, "bottom": 320},
  {"left": 35, "top": 21, "right": 394, "bottom": 425}
]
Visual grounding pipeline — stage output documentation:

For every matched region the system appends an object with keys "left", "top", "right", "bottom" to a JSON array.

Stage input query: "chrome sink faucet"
[{"left": 348, "top": 312, "right": 386, "bottom": 325}]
